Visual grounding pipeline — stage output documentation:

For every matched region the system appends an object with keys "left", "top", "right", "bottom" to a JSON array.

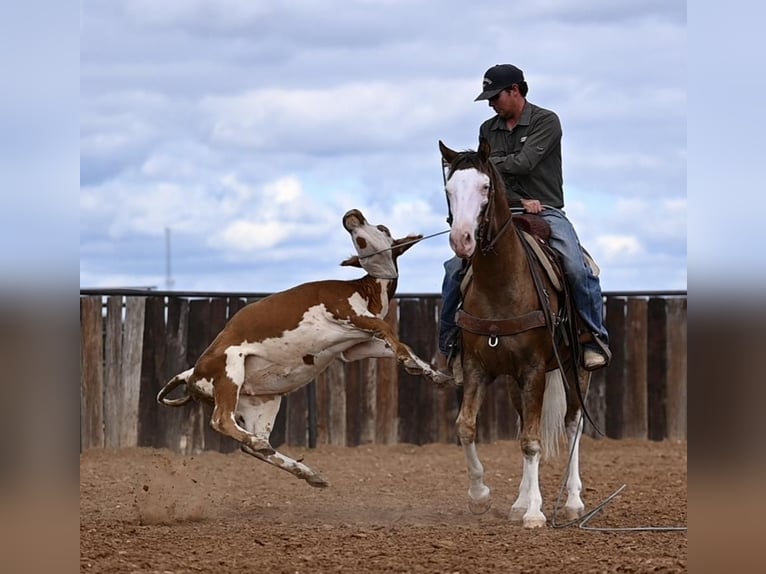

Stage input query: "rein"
[{"left": 357, "top": 229, "right": 451, "bottom": 260}]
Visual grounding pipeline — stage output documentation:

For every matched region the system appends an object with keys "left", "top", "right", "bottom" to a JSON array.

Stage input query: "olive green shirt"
[{"left": 478, "top": 101, "right": 565, "bottom": 209}]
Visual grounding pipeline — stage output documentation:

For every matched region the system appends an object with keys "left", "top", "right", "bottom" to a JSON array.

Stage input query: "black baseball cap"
[{"left": 474, "top": 64, "right": 525, "bottom": 101}]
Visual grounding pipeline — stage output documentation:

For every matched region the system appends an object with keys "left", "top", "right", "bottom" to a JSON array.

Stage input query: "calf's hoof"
[
  {"left": 431, "top": 369, "right": 457, "bottom": 388},
  {"left": 305, "top": 473, "right": 330, "bottom": 488}
]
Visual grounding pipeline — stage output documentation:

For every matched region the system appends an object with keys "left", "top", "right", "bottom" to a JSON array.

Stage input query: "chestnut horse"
[{"left": 439, "top": 139, "right": 592, "bottom": 528}]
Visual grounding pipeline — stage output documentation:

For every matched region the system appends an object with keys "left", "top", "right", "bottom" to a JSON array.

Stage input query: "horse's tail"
[
  {"left": 540, "top": 369, "right": 567, "bottom": 459},
  {"left": 156, "top": 368, "right": 194, "bottom": 407}
]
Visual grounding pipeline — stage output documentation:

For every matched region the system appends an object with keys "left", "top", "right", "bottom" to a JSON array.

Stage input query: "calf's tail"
[{"left": 156, "top": 369, "right": 194, "bottom": 407}]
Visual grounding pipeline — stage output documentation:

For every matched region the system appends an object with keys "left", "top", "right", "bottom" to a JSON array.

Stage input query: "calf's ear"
[
  {"left": 392, "top": 234, "right": 422, "bottom": 257},
  {"left": 340, "top": 255, "right": 363, "bottom": 268}
]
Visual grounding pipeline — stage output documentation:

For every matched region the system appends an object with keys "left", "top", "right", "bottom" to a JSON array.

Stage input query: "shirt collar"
[{"left": 489, "top": 100, "right": 533, "bottom": 131}]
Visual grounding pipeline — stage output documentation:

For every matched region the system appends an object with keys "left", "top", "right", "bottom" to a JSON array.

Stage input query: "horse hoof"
[
  {"left": 564, "top": 505, "right": 585, "bottom": 521},
  {"left": 305, "top": 474, "right": 329, "bottom": 488},
  {"left": 468, "top": 497, "right": 492, "bottom": 515},
  {"left": 509, "top": 507, "right": 526, "bottom": 523},
  {"left": 522, "top": 515, "right": 547, "bottom": 529}
]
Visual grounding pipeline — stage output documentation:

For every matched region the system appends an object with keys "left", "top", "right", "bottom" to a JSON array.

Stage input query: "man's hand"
[{"left": 521, "top": 199, "right": 544, "bottom": 214}]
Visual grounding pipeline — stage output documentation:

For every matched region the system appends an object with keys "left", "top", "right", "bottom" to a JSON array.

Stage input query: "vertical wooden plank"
[
  {"left": 623, "top": 298, "right": 648, "bottom": 438},
  {"left": 120, "top": 296, "right": 145, "bottom": 447},
  {"left": 375, "top": 300, "right": 399, "bottom": 444},
  {"left": 604, "top": 297, "right": 626, "bottom": 438},
  {"left": 103, "top": 296, "right": 123, "bottom": 448},
  {"left": 583, "top": 369, "right": 606, "bottom": 439},
  {"left": 204, "top": 297, "right": 238, "bottom": 453},
  {"left": 397, "top": 298, "right": 421, "bottom": 444},
  {"left": 314, "top": 368, "right": 331, "bottom": 446},
  {"left": 665, "top": 298, "right": 687, "bottom": 439},
  {"left": 138, "top": 296, "right": 166, "bottom": 447},
  {"left": 397, "top": 298, "right": 439, "bottom": 444},
  {"left": 345, "top": 360, "right": 362, "bottom": 446},
  {"left": 307, "top": 380, "right": 317, "bottom": 448},
  {"left": 158, "top": 297, "right": 191, "bottom": 452},
  {"left": 80, "top": 296, "right": 104, "bottom": 450},
  {"left": 186, "top": 299, "right": 211, "bottom": 453},
  {"left": 493, "top": 375, "right": 516, "bottom": 441},
  {"left": 227, "top": 296, "right": 247, "bottom": 321},
  {"left": 503, "top": 378, "right": 521, "bottom": 441},
  {"left": 270, "top": 400, "right": 287, "bottom": 449},
  {"left": 478, "top": 379, "right": 497, "bottom": 444},
  {"left": 359, "top": 359, "right": 377, "bottom": 445},
  {"left": 326, "top": 360, "right": 347, "bottom": 446},
  {"left": 285, "top": 386, "right": 308, "bottom": 447},
  {"left": 210, "top": 297, "right": 228, "bottom": 333},
  {"left": 647, "top": 298, "right": 668, "bottom": 441}
]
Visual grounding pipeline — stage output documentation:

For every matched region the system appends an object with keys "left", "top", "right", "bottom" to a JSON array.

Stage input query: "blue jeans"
[
  {"left": 439, "top": 256, "right": 466, "bottom": 354},
  {"left": 438, "top": 208, "right": 608, "bottom": 355}
]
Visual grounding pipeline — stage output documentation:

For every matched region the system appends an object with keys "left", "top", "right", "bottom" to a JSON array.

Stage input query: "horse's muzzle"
[{"left": 450, "top": 226, "right": 476, "bottom": 259}]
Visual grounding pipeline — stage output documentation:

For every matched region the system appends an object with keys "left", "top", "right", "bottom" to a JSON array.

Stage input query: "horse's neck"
[{"left": 471, "top": 211, "right": 535, "bottom": 307}]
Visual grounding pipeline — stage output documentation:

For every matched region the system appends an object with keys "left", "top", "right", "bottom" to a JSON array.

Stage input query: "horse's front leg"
[
  {"left": 511, "top": 436, "right": 546, "bottom": 527},
  {"left": 510, "top": 370, "right": 548, "bottom": 528},
  {"left": 456, "top": 366, "right": 490, "bottom": 514}
]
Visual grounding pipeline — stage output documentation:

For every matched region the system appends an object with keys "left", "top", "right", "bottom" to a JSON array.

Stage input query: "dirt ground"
[{"left": 80, "top": 438, "right": 686, "bottom": 573}]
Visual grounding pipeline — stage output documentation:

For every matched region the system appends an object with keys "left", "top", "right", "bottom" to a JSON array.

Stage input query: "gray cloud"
[{"left": 81, "top": 0, "right": 686, "bottom": 293}]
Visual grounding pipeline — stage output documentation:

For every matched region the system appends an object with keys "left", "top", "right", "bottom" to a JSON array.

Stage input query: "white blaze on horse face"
[
  {"left": 352, "top": 223, "right": 398, "bottom": 279},
  {"left": 446, "top": 168, "right": 490, "bottom": 258}
]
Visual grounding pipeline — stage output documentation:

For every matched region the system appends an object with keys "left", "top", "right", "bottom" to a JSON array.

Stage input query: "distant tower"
[{"left": 165, "top": 227, "right": 175, "bottom": 290}]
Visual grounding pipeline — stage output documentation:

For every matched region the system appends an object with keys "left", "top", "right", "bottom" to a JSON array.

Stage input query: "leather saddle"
[{"left": 460, "top": 213, "right": 599, "bottom": 295}]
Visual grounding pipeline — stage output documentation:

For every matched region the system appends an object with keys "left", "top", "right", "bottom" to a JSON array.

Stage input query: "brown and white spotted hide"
[{"left": 157, "top": 209, "right": 451, "bottom": 488}]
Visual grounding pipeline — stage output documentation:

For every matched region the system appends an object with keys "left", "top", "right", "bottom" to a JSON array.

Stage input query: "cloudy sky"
[{"left": 80, "top": 0, "right": 687, "bottom": 294}]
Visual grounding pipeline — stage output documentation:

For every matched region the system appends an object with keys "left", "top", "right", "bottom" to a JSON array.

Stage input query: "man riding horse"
[{"left": 437, "top": 63, "right": 611, "bottom": 375}]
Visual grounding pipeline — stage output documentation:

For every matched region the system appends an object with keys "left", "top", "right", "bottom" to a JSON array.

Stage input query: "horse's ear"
[
  {"left": 439, "top": 140, "right": 458, "bottom": 165},
  {"left": 478, "top": 137, "right": 491, "bottom": 162},
  {"left": 340, "top": 255, "right": 363, "bottom": 268}
]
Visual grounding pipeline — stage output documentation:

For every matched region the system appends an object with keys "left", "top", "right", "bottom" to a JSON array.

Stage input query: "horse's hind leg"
[
  {"left": 456, "top": 376, "right": 491, "bottom": 514},
  {"left": 562, "top": 411, "right": 585, "bottom": 520},
  {"left": 208, "top": 368, "right": 274, "bottom": 455},
  {"left": 562, "top": 370, "right": 591, "bottom": 520},
  {"left": 237, "top": 395, "right": 329, "bottom": 488}
]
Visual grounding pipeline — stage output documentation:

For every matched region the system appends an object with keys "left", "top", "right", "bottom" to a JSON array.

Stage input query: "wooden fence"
[{"left": 80, "top": 291, "right": 686, "bottom": 454}]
